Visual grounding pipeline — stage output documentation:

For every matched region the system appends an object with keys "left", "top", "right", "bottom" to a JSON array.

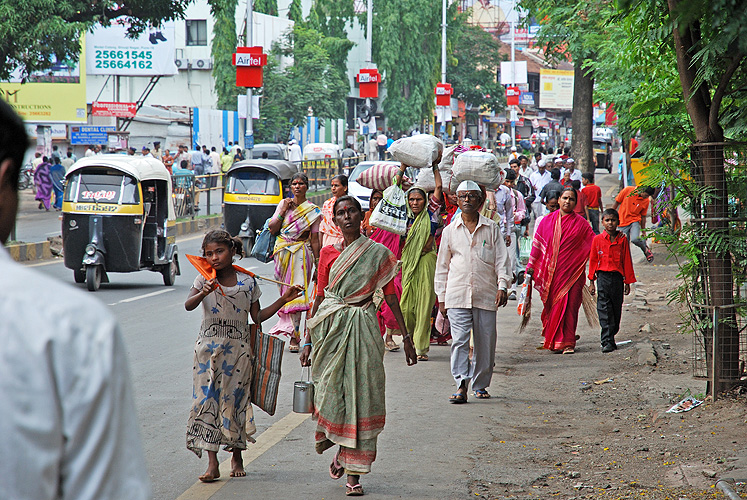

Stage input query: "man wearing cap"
[
  {"left": 141, "top": 146, "right": 150, "bottom": 156},
  {"left": 435, "top": 180, "right": 512, "bottom": 404},
  {"left": 508, "top": 146, "right": 519, "bottom": 161},
  {"left": 288, "top": 139, "right": 302, "bottom": 163},
  {"left": 529, "top": 159, "right": 551, "bottom": 218},
  {"left": 562, "top": 158, "right": 583, "bottom": 182}
]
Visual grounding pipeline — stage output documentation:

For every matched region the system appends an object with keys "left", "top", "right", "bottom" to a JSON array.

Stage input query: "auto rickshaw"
[
  {"left": 61, "top": 155, "right": 180, "bottom": 291},
  {"left": 593, "top": 136, "right": 613, "bottom": 173},
  {"left": 223, "top": 159, "right": 299, "bottom": 255},
  {"left": 252, "top": 143, "right": 288, "bottom": 160}
]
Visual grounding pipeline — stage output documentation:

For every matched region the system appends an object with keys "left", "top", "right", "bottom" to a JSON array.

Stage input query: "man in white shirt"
[
  {"left": 288, "top": 139, "right": 303, "bottom": 163},
  {"left": 499, "top": 130, "right": 511, "bottom": 147},
  {"left": 529, "top": 159, "right": 552, "bottom": 218},
  {"left": 376, "top": 132, "right": 388, "bottom": 160},
  {"left": 562, "top": 158, "right": 583, "bottom": 182},
  {"left": 508, "top": 146, "right": 519, "bottom": 161},
  {"left": 435, "top": 180, "right": 511, "bottom": 404},
  {"left": 0, "top": 99, "right": 150, "bottom": 500}
]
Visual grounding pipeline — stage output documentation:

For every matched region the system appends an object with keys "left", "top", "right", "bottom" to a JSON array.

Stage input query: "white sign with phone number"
[{"left": 86, "top": 20, "right": 177, "bottom": 76}]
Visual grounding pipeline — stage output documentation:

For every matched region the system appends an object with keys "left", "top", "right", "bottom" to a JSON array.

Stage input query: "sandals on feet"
[
  {"left": 563, "top": 347, "right": 575, "bottom": 354},
  {"left": 645, "top": 248, "right": 654, "bottom": 262},
  {"left": 346, "top": 483, "right": 364, "bottom": 496},
  {"left": 329, "top": 450, "right": 344, "bottom": 480},
  {"left": 288, "top": 342, "right": 300, "bottom": 353},
  {"left": 473, "top": 389, "right": 491, "bottom": 399},
  {"left": 417, "top": 354, "right": 428, "bottom": 361},
  {"left": 449, "top": 392, "right": 468, "bottom": 404},
  {"left": 384, "top": 340, "right": 400, "bottom": 352}
]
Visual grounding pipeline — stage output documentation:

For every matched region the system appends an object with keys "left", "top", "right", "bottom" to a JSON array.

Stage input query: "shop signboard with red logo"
[
  {"left": 357, "top": 68, "right": 381, "bottom": 98},
  {"left": 233, "top": 46, "right": 268, "bottom": 88},
  {"left": 92, "top": 101, "right": 137, "bottom": 118},
  {"left": 506, "top": 86, "right": 520, "bottom": 106},
  {"left": 435, "top": 83, "right": 453, "bottom": 106}
]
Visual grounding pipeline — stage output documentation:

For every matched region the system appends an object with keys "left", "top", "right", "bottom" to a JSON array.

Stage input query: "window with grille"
[{"left": 186, "top": 20, "right": 207, "bottom": 46}]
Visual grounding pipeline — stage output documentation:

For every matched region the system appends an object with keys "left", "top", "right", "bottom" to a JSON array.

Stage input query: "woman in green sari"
[
  {"left": 398, "top": 163, "right": 443, "bottom": 361},
  {"left": 300, "top": 195, "right": 417, "bottom": 497}
]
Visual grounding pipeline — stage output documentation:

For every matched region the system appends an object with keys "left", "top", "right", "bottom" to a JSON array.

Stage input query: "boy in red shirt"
[
  {"left": 581, "top": 172, "right": 603, "bottom": 234},
  {"left": 613, "top": 185, "right": 655, "bottom": 262},
  {"left": 588, "top": 208, "right": 636, "bottom": 352}
]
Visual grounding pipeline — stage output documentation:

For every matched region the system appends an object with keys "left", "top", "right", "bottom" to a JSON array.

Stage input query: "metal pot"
[{"left": 293, "top": 367, "right": 314, "bottom": 414}]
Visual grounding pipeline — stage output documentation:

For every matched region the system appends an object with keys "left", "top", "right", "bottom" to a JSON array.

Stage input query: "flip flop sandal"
[
  {"left": 417, "top": 354, "right": 429, "bottom": 361},
  {"left": 473, "top": 389, "right": 491, "bottom": 399},
  {"left": 288, "top": 343, "right": 300, "bottom": 353},
  {"left": 329, "top": 450, "right": 344, "bottom": 480},
  {"left": 645, "top": 248, "right": 655, "bottom": 262},
  {"left": 563, "top": 347, "right": 575, "bottom": 354},
  {"left": 449, "top": 392, "right": 468, "bottom": 404},
  {"left": 384, "top": 340, "right": 400, "bottom": 352},
  {"left": 346, "top": 483, "right": 364, "bottom": 496}
]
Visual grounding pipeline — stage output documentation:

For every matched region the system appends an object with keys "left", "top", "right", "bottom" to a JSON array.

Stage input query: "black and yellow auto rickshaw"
[
  {"left": 593, "top": 136, "right": 613, "bottom": 173},
  {"left": 223, "top": 159, "right": 298, "bottom": 254},
  {"left": 61, "top": 155, "right": 180, "bottom": 291}
]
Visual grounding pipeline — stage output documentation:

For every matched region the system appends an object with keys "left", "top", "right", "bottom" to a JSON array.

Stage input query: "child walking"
[
  {"left": 185, "top": 229, "right": 301, "bottom": 482},
  {"left": 587, "top": 209, "right": 636, "bottom": 352},
  {"left": 581, "top": 172, "right": 603, "bottom": 234}
]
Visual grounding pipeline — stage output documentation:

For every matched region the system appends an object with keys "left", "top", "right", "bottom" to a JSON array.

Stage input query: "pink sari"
[
  {"left": 370, "top": 227, "right": 403, "bottom": 335},
  {"left": 527, "top": 210, "right": 594, "bottom": 350}
]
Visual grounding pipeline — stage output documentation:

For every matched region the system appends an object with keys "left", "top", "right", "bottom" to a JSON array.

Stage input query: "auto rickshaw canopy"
[{"left": 227, "top": 159, "right": 299, "bottom": 180}]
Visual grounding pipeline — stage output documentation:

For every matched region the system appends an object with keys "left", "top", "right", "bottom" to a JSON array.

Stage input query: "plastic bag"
[
  {"left": 369, "top": 183, "right": 408, "bottom": 235},
  {"left": 519, "top": 236, "right": 531, "bottom": 263},
  {"left": 250, "top": 218, "right": 277, "bottom": 263},
  {"left": 356, "top": 163, "right": 401, "bottom": 191},
  {"left": 388, "top": 135, "right": 444, "bottom": 168},
  {"left": 452, "top": 151, "right": 505, "bottom": 189}
]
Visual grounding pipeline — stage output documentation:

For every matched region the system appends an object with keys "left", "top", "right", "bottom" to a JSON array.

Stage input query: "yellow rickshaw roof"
[{"left": 66, "top": 155, "right": 171, "bottom": 182}]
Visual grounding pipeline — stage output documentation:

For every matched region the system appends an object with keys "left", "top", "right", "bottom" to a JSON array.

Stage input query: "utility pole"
[
  {"left": 245, "top": 0, "right": 254, "bottom": 158},
  {"left": 363, "top": 0, "right": 373, "bottom": 159},
  {"left": 510, "top": 19, "right": 516, "bottom": 148},
  {"left": 439, "top": 0, "right": 447, "bottom": 139}
]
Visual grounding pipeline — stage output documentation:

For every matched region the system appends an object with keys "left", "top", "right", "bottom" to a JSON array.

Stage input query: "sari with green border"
[{"left": 307, "top": 236, "right": 398, "bottom": 474}]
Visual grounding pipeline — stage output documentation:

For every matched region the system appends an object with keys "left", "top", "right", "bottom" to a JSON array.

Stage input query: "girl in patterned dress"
[{"left": 185, "top": 230, "right": 301, "bottom": 482}]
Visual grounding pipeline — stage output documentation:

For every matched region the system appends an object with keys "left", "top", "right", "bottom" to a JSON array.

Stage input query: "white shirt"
[
  {"left": 210, "top": 151, "right": 221, "bottom": 173},
  {"left": 0, "top": 248, "right": 151, "bottom": 500},
  {"left": 435, "top": 214, "right": 512, "bottom": 311},
  {"left": 493, "top": 185, "right": 514, "bottom": 236},
  {"left": 499, "top": 132, "right": 511, "bottom": 144},
  {"left": 529, "top": 169, "right": 551, "bottom": 198},
  {"left": 519, "top": 165, "right": 533, "bottom": 178},
  {"left": 289, "top": 143, "right": 303, "bottom": 162},
  {"left": 562, "top": 167, "right": 583, "bottom": 182},
  {"left": 84, "top": 148, "right": 95, "bottom": 157}
]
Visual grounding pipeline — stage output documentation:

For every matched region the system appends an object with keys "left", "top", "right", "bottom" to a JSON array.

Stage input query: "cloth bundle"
[
  {"left": 415, "top": 144, "right": 460, "bottom": 193},
  {"left": 356, "top": 163, "right": 402, "bottom": 191},
  {"left": 388, "top": 135, "right": 444, "bottom": 168},
  {"left": 452, "top": 151, "right": 505, "bottom": 189}
]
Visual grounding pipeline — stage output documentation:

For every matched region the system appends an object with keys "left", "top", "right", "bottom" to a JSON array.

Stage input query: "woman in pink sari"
[{"left": 526, "top": 186, "right": 594, "bottom": 353}]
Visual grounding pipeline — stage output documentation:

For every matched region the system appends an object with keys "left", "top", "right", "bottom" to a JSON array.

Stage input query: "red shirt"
[
  {"left": 316, "top": 244, "right": 396, "bottom": 298},
  {"left": 588, "top": 231, "right": 636, "bottom": 284},
  {"left": 573, "top": 189, "right": 587, "bottom": 218},
  {"left": 615, "top": 186, "right": 650, "bottom": 227},
  {"left": 583, "top": 183, "right": 602, "bottom": 209}
]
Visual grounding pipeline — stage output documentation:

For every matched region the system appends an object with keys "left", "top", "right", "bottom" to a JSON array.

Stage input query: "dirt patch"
[{"left": 470, "top": 243, "right": 747, "bottom": 499}]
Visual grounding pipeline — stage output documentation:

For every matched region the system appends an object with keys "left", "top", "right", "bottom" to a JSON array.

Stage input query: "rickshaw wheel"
[
  {"left": 73, "top": 268, "right": 85, "bottom": 283},
  {"left": 163, "top": 258, "right": 178, "bottom": 286},
  {"left": 86, "top": 265, "right": 102, "bottom": 291}
]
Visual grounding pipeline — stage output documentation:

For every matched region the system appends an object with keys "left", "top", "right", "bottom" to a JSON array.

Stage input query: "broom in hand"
[{"left": 518, "top": 276, "right": 533, "bottom": 333}]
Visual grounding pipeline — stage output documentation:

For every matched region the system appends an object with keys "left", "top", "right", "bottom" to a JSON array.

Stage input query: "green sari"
[
  {"left": 399, "top": 206, "right": 437, "bottom": 355},
  {"left": 307, "top": 236, "right": 398, "bottom": 474}
]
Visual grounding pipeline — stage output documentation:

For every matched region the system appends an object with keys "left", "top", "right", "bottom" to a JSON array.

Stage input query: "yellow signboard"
[
  {"left": 0, "top": 37, "right": 87, "bottom": 123},
  {"left": 539, "top": 69, "right": 574, "bottom": 110}
]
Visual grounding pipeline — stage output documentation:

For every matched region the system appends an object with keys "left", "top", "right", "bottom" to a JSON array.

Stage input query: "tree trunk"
[
  {"left": 668, "top": 0, "right": 740, "bottom": 394},
  {"left": 570, "top": 61, "right": 595, "bottom": 174}
]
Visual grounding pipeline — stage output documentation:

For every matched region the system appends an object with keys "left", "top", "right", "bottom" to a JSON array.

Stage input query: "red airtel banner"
[
  {"left": 357, "top": 68, "right": 381, "bottom": 98},
  {"left": 435, "top": 83, "right": 453, "bottom": 106},
  {"left": 92, "top": 101, "right": 138, "bottom": 118},
  {"left": 233, "top": 46, "right": 268, "bottom": 88}
]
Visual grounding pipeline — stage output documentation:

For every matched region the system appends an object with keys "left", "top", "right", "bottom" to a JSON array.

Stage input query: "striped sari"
[
  {"left": 307, "top": 236, "right": 398, "bottom": 474},
  {"left": 269, "top": 201, "right": 322, "bottom": 337},
  {"left": 527, "top": 210, "right": 595, "bottom": 350}
]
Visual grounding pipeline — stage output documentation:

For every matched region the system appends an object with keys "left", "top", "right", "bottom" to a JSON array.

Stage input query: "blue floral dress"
[{"left": 187, "top": 272, "right": 261, "bottom": 457}]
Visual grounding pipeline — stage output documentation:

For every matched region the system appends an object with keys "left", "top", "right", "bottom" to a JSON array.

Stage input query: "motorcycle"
[{"left": 18, "top": 162, "right": 33, "bottom": 190}]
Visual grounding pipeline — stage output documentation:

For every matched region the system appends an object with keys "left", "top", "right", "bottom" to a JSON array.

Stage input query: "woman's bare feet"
[
  {"left": 199, "top": 451, "right": 220, "bottom": 482},
  {"left": 230, "top": 449, "right": 246, "bottom": 477}
]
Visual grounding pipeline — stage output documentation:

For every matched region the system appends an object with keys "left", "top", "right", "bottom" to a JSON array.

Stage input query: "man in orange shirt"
[{"left": 612, "top": 185, "right": 655, "bottom": 262}]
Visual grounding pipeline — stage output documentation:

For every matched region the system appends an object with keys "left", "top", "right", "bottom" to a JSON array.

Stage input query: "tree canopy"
[{"left": 0, "top": 0, "right": 190, "bottom": 80}]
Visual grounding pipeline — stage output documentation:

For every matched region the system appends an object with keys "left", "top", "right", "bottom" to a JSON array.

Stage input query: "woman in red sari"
[{"left": 526, "top": 186, "right": 595, "bottom": 354}]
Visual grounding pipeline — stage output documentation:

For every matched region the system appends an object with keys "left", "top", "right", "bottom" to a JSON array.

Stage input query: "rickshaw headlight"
[
  {"left": 85, "top": 244, "right": 96, "bottom": 256},
  {"left": 240, "top": 222, "right": 249, "bottom": 231}
]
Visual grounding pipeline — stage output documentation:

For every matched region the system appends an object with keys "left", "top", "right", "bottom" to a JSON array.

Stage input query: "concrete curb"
[{"left": 6, "top": 215, "right": 225, "bottom": 263}]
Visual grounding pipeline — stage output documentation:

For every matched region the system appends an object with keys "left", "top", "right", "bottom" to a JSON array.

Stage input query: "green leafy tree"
[
  {"left": 518, "top": 0, "right": 613, "bottom": 172},
  {"left": 211, "top": 0, "right": 240, "bottom": 111},
  {"left": 254, "top": 0, "right": 278, "bottom": 16},
  {"left": 288, "top": 0, "right": 303, "bottom": 22},
  {"left": 373, "top": 0, "right": 444, "bottom": 131},
  {"left": 255, "top": 25, "right": 350, "bottom": 142},
  {"left": 0, "top": 0, "right": 191, "bottom": 80},
  {"left": 448, "top": 13, "right": 506, "bottom": 113}
]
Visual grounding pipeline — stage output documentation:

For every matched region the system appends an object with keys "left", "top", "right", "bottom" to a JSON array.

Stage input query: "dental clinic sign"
[{"left": 233, "top": 47, "right": 268, "bottom": 88}]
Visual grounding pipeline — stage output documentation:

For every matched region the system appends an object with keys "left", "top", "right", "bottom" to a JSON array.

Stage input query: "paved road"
[{"left": 25, "top": 166, "right": 622, "bottom": 500}]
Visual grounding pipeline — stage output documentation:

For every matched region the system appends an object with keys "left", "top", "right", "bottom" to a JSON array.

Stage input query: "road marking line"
[
  {"left": 114, "top": 288, "right": 174, "bottom": 305},
  {"left": 26, "top": 258, "right": 65, "bottom": 267},
  {"left": 175, "top": 412, "right": 310, "bottom": 500}
]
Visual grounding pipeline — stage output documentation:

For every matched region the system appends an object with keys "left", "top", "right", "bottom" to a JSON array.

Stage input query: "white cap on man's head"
[
  {"left": 289, "top": 139, "right": 296, "bottom": 145},
  {"left": 566, "top": 157, "right": 575, "bottom": 163},
  {"left": 510, "top": 146, "right": 517, "bottom": 151},
  {"left": 554, "top": 157, "right": 563, "bottom": 163},
  {"left": 538, "top": 159, "right": 547, "bottom": 168},
  {"left": 456, "top": 180, "right": 481, "bottom": 192}
]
